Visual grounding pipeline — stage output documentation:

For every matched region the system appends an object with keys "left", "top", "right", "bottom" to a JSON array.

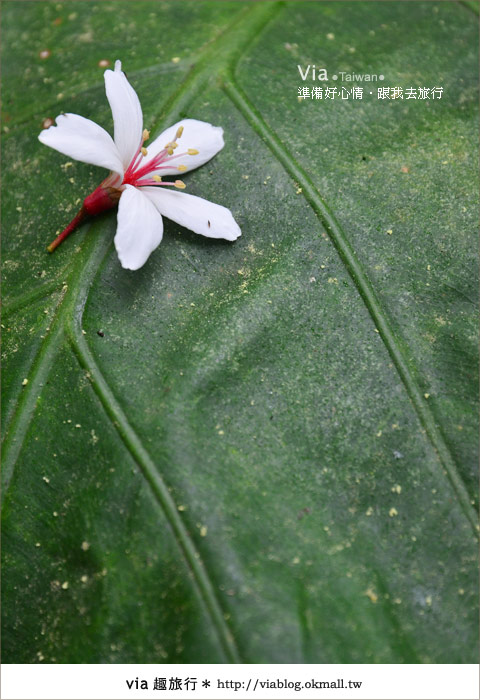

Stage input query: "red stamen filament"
[{"left": 135, "top": 178, "right": 178, "bottom": 187}]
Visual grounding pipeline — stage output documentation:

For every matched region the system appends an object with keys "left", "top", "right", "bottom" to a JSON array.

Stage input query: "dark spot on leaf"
[
  {"left": 297, "top": 507, "right": 311, "bottom": 520},
  {"left": 97, "top": 331, "right": 104, "bottom": 337}
]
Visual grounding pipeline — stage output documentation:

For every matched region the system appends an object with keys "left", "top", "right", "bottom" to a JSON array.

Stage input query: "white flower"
[{"left": 38, "top": 60, "right": 241, "bottom": 270}]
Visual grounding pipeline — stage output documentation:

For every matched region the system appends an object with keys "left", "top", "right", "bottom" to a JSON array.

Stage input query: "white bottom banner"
[{"left": 1, "top": 664, "right": 479, "bottom": 700}]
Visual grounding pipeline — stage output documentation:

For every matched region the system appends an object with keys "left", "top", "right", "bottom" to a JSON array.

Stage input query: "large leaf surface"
[{"left": 2, "top": 1, "right": 478, "bottom": 663}]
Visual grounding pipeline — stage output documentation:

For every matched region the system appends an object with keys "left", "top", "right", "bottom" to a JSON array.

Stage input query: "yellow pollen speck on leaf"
[
  {"left": 142, "top": 129, "right": 150, "bottom": 141},
  {"left": 174, "top": 180, "right": 186, "bottom": 189},
  {"left": 152, "top": 175, "right": 162, "bottom": 182},
  {"left": 141, "top": 147, "right": 148, "bottom": 156},
  {"left": 176, "top": 126, "right": 184, "bottom": 139},
  {"left": 177, "top": 165, "right": 187, "bottom": 172},
  {"left": 188, "top": 148, "right": 199, "bottom": 155},
  {"left": 365, "top": 588, "right": 378, "bottom": 603}
]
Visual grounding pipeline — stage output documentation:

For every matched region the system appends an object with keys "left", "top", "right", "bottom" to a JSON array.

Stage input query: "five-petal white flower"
[{"left": 38, "top": 60, "right": 241, "bottom": 270}]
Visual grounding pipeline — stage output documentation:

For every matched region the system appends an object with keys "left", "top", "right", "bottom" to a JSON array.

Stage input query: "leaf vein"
[{"left": 222, "top": 77, "right": 478, "bottom": 535}]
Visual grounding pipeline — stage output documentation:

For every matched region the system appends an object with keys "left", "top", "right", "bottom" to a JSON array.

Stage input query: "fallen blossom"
[{"left": 39, "top": 60, "right": 241, "bottom": 270}]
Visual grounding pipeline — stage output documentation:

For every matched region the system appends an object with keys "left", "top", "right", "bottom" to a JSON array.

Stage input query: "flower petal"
[
  {"left": 145, "top": 119, "right": 224, "bottom": 175},
  {"left": 114, "top": 185, "right": 164, "bottom": 270},
  {"left": 38, "top": 113, "right": 124, "bottom": 176},
  {"left": 104, "top": 60, "right": 143, "bottom": 170},
  {"left": 141, "top": 187, "right": 241, "bottom": 241}
]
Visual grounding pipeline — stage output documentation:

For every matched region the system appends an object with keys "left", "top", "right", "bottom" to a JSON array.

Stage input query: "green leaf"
[{"left": 2, "top": 0, "right": 478, "bottom": 663}]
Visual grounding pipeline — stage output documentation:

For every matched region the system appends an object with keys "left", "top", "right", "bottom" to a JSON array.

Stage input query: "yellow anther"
[
  {"left": 172, "top": 142, "right": 178, "bottom": 149},
  {"left": 175, "top": 125, "right": 184, "bottom": 139},
  {"left": 152, "top": 175, "right": 162, "bottom": 182},
  {"left": 177, "top": 164, "right": 187, "bottom": 172},
  {"left": 141, "top": 147, "right": 148, "bottom": 156},
  {"left": 187, "top": 148, "right": 199, "bottom": 155},
  {"left": 174, "top": 180, "right": 186, "bottom": 189},
  {"left": 142, "top": 128, "right": 150, "bottom": 141},
  {"left": 167, "top": 147, "right": 174, "bottom": 155}
]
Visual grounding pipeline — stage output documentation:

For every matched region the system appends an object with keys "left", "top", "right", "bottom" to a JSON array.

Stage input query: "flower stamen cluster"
[{"left": 122, "top": 125, "right": 195, "bottom": 190}]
